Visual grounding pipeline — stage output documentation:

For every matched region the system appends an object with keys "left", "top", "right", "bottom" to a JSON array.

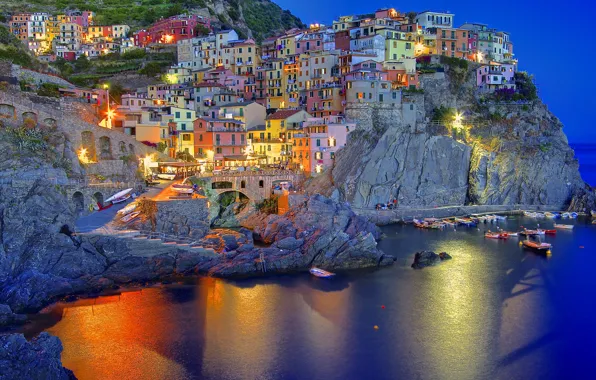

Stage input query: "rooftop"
[{"left": 266, "top": 109, "right": 303, "bottom": 120}]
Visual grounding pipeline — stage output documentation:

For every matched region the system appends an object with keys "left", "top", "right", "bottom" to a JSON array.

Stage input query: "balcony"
[
  {"left": 251, "top": 138, "right": 285, "bottom": 144},
  {"left": 214, "top": 141, "right": 247, "bottom": 147},
  {"left": 207, "top": 126, "right": 246, "bottom": 132}
]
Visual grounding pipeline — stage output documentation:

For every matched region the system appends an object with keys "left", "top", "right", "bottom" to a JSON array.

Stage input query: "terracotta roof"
[{"left": 266, "top": 109, "right": 303, "bottom": 120}]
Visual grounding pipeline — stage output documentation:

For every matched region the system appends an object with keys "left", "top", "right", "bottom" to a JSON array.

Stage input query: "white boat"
[
  {"left": 117, "top": 202, "right": 137, "bottom": 216},
  {"left": 554, "top": 224, "right": 574, "bottom": 230},
  {"left": 172, "top": 183, "right": 194, "bottom": 194},
  {"left": 545, "top": 212, "right": 555, "bottom": 218},
  {"left": 120, "top": 211, "right": 140, "bottom": 223},
  {"left": 310, "top": 267, "right": 335, "bottom": 278},
  {"left": 105, "top": 188, "right": 133, "bottom": 204},
  {"left": 494, "top": 215, "right": 507, "bottom": 220},
  {"left": 524, "top": 211, "right": 536, "bottom": 217},
  {"left": 535, "top": 212, "right": 545, "bottom": 218},
  {"left": 157, "top": 173, "right": 176, "bottom": 180},
  {"left": 561, "top": 212, "right": 570, "bottom": 218}
]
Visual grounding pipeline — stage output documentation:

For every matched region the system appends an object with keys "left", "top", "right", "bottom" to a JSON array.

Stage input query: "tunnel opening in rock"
[{"left": 211, "top": 191, "right": 250, "bottom": 228}]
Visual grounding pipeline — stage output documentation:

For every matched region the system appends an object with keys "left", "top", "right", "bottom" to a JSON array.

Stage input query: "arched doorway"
[
  {"left": 72, "top": 191, "right": 84, "bottom": 213},
  {"left": 92, "top": 192, "right": 104, "bottom": 207},
  {"left": 81, "top": 131, "right": 97, "bottom": 161},
  {"left": 211, "top": 191, "right": 251, "bottom": 228},
  {"left": 99, "top": 136, "right": 112, "bottom": 160}
]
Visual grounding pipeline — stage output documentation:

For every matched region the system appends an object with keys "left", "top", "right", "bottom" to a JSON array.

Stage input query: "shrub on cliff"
[{"left": 36, "top": 83, "right": 62, "bottom": 98}]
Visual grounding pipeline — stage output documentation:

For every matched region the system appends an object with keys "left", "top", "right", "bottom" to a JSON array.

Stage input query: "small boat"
[
  {"left": 545, "top": 212, "right": 555, "bottom": 218},
  {"left": 523, "top": 211, "right": 535, "bottom": 217},
  {"left": 544, "top": 229, "right": 557, "bottom": 235},
  {"left": 520, "top": 229, "right": 540, "bottom": 236},
  {"left": 570, "top": 212, "right": 578, "bottom": 218},
  {"left": 120, "top": 211, "right": 140, "bottom": 223},
  {"left": 561, "top": 212, "right": 570, "bottom": 218},
  {"left": 172, "top": 184, "right": 194, "bottom": 194},
  {"left": 592, "top": 220, "right": 596, "bottom": 224},
  {"left": 494, "top": 215, "right": 507, "bottom": 220},
  {"left": 485, "top": 232, "right": 508, "bottom": 239},
  {"left": 105, "top": 188, "right": 133, "bottom": 204},
  {"left": 591, "top": 210, "right": 596, "bottom": 218},
  {"left": 503, "top": 231, "right": 518, "bottom": 237},
  {"left": 554, "top": 224, "right": 574, "bottom": 230},
  {"left": 117, "top": 202, "right": 137, "bottom": 216},
  {"left": 157, "top": 173, "right": 176, "bottom": 180},
  {"left": 310, "top": 267, "right": 335, "bottom": 278},
  {"left": 522, "top": 240, "right": 552, "bottom": 252},
  {"left": 535, "top": 213, "right": 545, "bottom": 218},
  {"left": 424, "top": 218, "right": 438, "bottom": 223}
]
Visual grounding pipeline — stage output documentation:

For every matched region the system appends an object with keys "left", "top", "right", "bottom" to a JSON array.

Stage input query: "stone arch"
[
  {"left": 92, "top": 192, "right": 104, "bottom": 207},
  {"left": 128, "top": 144, "right": 135, "bottom": 155},
  {"left": 0, "top": 104, "right": 15, "bottom": 119},
  {"left": 216, "top": 189, "right": 252, "bottom": 203},
  {"left": 72, "top": 191, "right": 84, "bottom": 213},
  {"left": 99, "top": 136, "right": 112, "bottom": 160},
  {"left": 81, "top": 131, "right": 97, "bottom": 161},
  {"left": 43, "top": 118, "right": 57, "bottom": 128},
  {"left": 119, "top": 141, "right": 127, "bottom": 154},
  {"left": 22, "top": 111, "right": 37, "bottom": 125}
]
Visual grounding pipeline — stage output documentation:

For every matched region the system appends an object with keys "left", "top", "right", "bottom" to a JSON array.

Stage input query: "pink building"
[
  {"left": 476, "top": 62, "right": 516, "bottom": 91},
  {"left": 193, "top": 117, "right": 247, "bottom": 168},
  {"left": 292, "top": 115, "right": 355, "bottom": 175}
]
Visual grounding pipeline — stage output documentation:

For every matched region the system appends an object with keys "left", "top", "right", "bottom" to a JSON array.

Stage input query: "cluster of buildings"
[
  {"left": 8, "top": 11, "right": 211, "bottom": 61},
  {"left": 10, "top": 7, "right": 518, "bottom": 176}
]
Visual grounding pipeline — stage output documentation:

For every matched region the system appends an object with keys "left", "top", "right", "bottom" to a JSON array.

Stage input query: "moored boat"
[
  {"left": 310, "top": 267, "right": 335, "bottom": 278},
  {"left": 554, "top": 224, "right": 574, "bottom": 230},
  {"left": 503, "top": 231, "right": 518, "bottom": 237},
  {"left": 485, "top": 232, "right": 508, "bottom": 239},
  {"left": 570, "top": 212, "right": 578, "bottom": 218},
  {"left": 545, "top": 212, "right": 555, "bottom": 218},
  {"left": 544, "top": 229, "right": 556, "bottom": 235},
  {"left": 494, "top": 215, "right": 507, "bottom": 220},
  {"left": 520, "top": 229, "right": 540, "bottom": 236},
  {"left": 561, "top": 212, "right": 570, "bottom": 218},
  {"left": 522, "top": 240, "right": 552, "bottom": 252}
]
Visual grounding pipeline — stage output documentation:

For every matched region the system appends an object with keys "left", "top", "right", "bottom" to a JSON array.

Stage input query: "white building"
[
  {"left": 349, "top": 35, "right": 386, "bottom": 62},
  {"left": 415, "top": 11, "right": 454, "bottom": 29}
]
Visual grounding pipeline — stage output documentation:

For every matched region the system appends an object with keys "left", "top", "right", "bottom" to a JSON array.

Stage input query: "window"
[
  {"left": 181, "top": 123, "right": 186, "bottom": 130},
  {"left": 392, "top": 92, "right": 397, "bottom": 99},
  {"left": 175, "top": 111, "right": 180, "bottom": 118},
  {"left": 330, "top": 152, "right": 335, "bottom": 159},
  {"left": 316, "top": 139, "right": 321, "bottom": 147},
  {"left": 315, "top": 152, "right": 322, "bottom": 160},
  {"left": 379, "top": 94, "right": 384, "bottom": 102},
  {"left": 182, "top": 134, "right": 191, "bottom": 141},
  {"left": 216, "top": 147, "right": 222, "bottom": 153},
  {"left": 267, "top": 145, "right": 271, "bottom": 151},
  {"left": 329, "top": 138, "right": 336, "bottom": 147},
  {"left": 186, "top": 112, "right": 191, "bottom": 118},
  {"left": 199, "top": 135, "right": 203, "bottom": 141}
]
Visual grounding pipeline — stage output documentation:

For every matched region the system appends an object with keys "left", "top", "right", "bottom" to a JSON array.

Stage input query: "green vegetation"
[
  {"left": 440, "top": 55, "right": 469, "bottom": 71},
  {"left": 36, "top": 83, "right": 62, "bottom": 97},
  {"left": 255, "top": 196, "right": 278, "bottom": 215},
  {"left": 431, "top": 106, "right": 456, "bottom": 124},
  {"left": 0, "top": 25, "right": 47, "bottom": 70},
  {"left": 243, "top": 1, "right": 305, "bottom": 42},
  {"left": 514, "top": 72, "right": 538, "bottom": 101}
]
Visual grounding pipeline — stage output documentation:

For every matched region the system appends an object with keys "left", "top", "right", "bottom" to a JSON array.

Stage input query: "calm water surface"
[{"left": 24, "top": 217, "right": 596, "bottom": 380}]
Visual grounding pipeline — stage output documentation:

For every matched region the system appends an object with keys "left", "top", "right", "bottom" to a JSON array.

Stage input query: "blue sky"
[{"left": 275, "top": 0, "right": 596, "bottom": 143}]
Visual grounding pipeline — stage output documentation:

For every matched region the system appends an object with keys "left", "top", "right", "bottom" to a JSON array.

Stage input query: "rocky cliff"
[{"left": 332, "top": 60, "right": 594, "bottom": 211}]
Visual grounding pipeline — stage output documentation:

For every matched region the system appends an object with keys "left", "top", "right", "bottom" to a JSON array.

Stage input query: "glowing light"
[
  {"left": 476, "top": 51, "right": 483, "bottom": 62},
  {"left": 315, "top": 164, "right": 323, "bottom": 173},
  {"left": 102, "top": 83, "right": 109, "bottom": 89},
  {"left": 454, "top": 112, "right": 463, "bottom": 124},
  {"left": 78, "top": 147, "right": 92, "bottom": 164},
  {"left": 107, "top": 109, "right": 115, "bottom": 119}
]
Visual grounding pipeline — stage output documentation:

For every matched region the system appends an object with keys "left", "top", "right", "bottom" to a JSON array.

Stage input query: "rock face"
[
  {"left": 333, "top": 63, "right": 594, "bottom": 211},
  {"left": 0, "top": 333, "right": 75, "bottom": 380},
  {"left": 411, "top": 251, "right": 452, "bottom": 269}
]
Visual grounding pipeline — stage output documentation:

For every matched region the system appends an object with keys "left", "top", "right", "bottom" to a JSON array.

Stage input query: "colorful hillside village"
[{"left": 9, "top": 8, "right": 519, "bottom": 176}]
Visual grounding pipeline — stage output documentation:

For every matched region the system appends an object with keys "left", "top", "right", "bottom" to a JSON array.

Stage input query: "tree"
[
  {"left": 194, "top": 24, "right": 210, "bottom": 36},
  {"left": 74, "top": 54, "right": 91, "bottom": 72},
  {"left": 406, "top": 12, "right": 417, "bottom": 24}
]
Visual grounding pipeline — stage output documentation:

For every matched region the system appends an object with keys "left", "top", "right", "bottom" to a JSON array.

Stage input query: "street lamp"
[{"left": 103, "top": 83, "right": 111, "bottom": 129}]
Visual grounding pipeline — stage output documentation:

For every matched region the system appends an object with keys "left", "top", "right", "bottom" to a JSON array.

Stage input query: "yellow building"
[
  {"left": 282, "top": 55, "right": 300, "bottom": 109},
  {"left": 231, "top": 41, "right": 260, "bottom": 76},
  {"left": 276, "top": 32, "right": 299, "bottom": 59},
  {"left": 250, "top": 109, "right": 311, "bottom": 164},
  {"left": 265, "top": 58, "right": 284, "bottom": 109}
]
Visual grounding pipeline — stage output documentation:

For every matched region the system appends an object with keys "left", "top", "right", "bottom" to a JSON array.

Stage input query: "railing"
[
  {"left": 251, "top": 138, "right": 286, "bottom": 143},
  {"left": 203, "top": 170, "right": 303, "bottom": 178}
]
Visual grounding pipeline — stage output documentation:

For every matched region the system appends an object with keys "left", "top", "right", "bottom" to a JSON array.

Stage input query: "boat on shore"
[
  {"left": 117, "top": 202, "right": 137, "bottom": 216},
  {"left": 105, "top": 188, "right": 133, "bottom": 204},
  {"left": 554, "top": 224, "right": 574, "bottom": 230},
  {"left": 522, "top": 240, "right": 552, "bottom": 252},
  {"left": 172, "top": 184, "right": 194, "bottom": 194},
  {"left": 310, "top": 268, "right": 335, "bottom": 278},
  {"left": 120, "top": 211, "right": 141, "bottom": 223},
  {"left": 157, "top": 173, "right": 176, "bottom": 180},
  {"left": 503, "top": 231, "right": 518, "bottom": 237}
]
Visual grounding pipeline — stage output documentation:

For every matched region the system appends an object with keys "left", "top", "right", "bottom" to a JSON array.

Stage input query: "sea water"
[{"left": 19, "top": 216, "right": 596, "bottom": 380}]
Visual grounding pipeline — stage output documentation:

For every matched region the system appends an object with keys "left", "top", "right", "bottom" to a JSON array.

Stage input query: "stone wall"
[
  {"left": 155, "top": 198, "right": 210, "bottom": 239},
  {"left": 10, "top": 63, "right": 75, "bottom": 88}
]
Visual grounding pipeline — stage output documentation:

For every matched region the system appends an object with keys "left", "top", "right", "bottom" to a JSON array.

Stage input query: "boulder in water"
[{"left": 411, "top": 251, "right": 452, "bottom": 269}]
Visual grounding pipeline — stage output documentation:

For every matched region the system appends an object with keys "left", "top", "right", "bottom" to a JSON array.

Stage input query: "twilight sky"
[{"left": 276, "top": 0, "right": 596, "bottom": 143}]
